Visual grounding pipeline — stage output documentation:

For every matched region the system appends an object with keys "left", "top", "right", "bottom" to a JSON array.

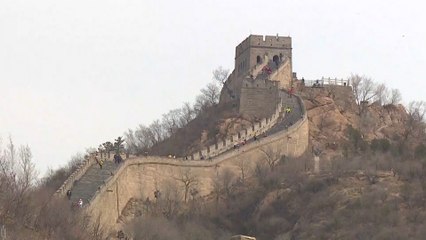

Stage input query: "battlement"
[
  {"left": 242, "top": 78, "right": 279, "bottom": 89},
  {"left": 236, "top": 35, "right": 292, "bottom": 58}
]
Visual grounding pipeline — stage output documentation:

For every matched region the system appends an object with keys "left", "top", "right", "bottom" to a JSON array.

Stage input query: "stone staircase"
[
  {"left": 63, "top": 64, "right": 305, "bottom": 208},
  {"left": 266, "top": 90, "right": 304, "bottom": 135},
  {"left": 69, "top": 161, "right": 120, "bottom": 205}
]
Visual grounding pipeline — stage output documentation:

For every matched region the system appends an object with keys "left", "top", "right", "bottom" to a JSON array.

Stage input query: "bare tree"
[
  {"left": 213, "top": 66, "right": 235, "bottom": 99},
  {"left": 403, "top": 101, "right": 426, "bottom": 140},
  {"left": 408, "top": 101, "right": 426, "bottom": 122},
  {"left": 350, "top": 74, "right": 383, "bottom": 114},
  {"left": 124, "top": 129, "right": 138, "bottom": 154},
  {"left": 212, "top": 66, "right": 230, "bottom": 84},
  {"left": 375, "top": 83, "right": 388, "bottom": 105},
  {"left": 135, "top": 125, "right": 155, "bottom": 149},
  {"left": 236, "top": 156, "right": 250, "bottom": 183},
  {"left": 259, "top": 146, "right": 282, "bottom": 171},
  {"left": 353, "top": 75, "right": 378, "bottom": 103},
  {"left": 176, "top": 168, "right": 198, "bottom": 203},
  {"left": 389, "top": 89, "right": 402, "bottom": 105},
  {"left": 194, "top": 82, "right": 221, "bottom": 115},
  {"left": 6, "top": 136, "right": 16, "bottom": 171},
  {"left": 17, "top": 145, "right": 37, "bottom": 191},
  {"left": 211, "top": 174, "right": 222, "bottom": 207},
  {"left": 162, "top": 108, "right": 183, "bottom": 136},
  {"left": 179, "top": 102, "right": 195, "bottom": 126},
  {"left": 220, "top": 168, "right": 235, "bottom": 199},
  {"left": 211, "top": 167, "right": 237, "bottom": 210},
  {"left": 149, "top": 120, "right": 166, "bottom": 144},
  {"left": 159, "top": 179, "right": 182, "bottom": 218},
  {"left": 202, "top": 83, "right": 220, "bottom": 106},
  {"left": 193, "top": 94, "right": 208, "bottom": 115}
]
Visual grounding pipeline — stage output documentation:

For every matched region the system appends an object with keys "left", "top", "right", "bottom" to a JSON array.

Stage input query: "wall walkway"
[{"left": 57, "top": 67, "right": 309, "bottom": 232}]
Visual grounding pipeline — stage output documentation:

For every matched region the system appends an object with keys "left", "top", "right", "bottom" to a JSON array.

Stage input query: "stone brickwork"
[
  {"left": 220, "top": 34, "right": 293, "bottom": 104},
  {"left": 239, "top": 79, "right": 280, "bottom": 119},
  {"left": 85, "top": 103, "right": 308, "bottom": 230},
  {"left": 269, "top": 59, "right": 292, "bottom": 90},
  {"left": 235, "top": 35, "right": 292, "bottom": 78},
  {"left": 55, "top": 151, "right": 127, "bottom": 197},
  {"left": 61, "top": 35, "right": 309, "bottom": 235},
  {"left": 192, "top": 99, "right": 282, "bottom": 160}
]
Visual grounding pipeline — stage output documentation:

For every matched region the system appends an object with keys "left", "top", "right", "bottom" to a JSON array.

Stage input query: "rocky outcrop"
[{"left": 299, "top": 85, "right": 408, "bottom": 159}]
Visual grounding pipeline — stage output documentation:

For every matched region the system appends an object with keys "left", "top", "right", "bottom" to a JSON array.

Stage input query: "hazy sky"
[{"left": 1, "top": 0, "right": 425, "bottom": 175}]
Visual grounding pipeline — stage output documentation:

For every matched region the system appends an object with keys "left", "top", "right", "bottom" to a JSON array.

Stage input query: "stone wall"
[
  {"left": 55, "top": 152, "right": 127, "bottom": 197},
  {"left": 220, "top": 35, "right": 293, "bottom": 105},
  {"left": 191, "top": 99, "right": 282, "bottom": 160},
  {"left": 239, "top": 79, "right": 280, "bottom": 119},
  {"left": 270, "top": 59, "right": 292, "bottom": 90},
  {"left": 85, "top": 109, "right": 309, "bottom": 230},
  {"left": 235, "top": 35, "right": 292, "bottom": 76}
]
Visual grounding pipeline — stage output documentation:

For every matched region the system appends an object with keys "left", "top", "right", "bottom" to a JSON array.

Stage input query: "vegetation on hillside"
[
  {"left": 0, "top": 137, "right": 106, "bottom": 239},
  {"left": 124, "top": 67, "right": 252, "bottom": 157},
  {"left": 2, "top": 74, "right": 426, "bottom": 239},
  {"left": 115, "top": 75, "right": 426, "bottom": 239},
  {"left": 118, "top": 104, "right": 426, "bottom": 239}
]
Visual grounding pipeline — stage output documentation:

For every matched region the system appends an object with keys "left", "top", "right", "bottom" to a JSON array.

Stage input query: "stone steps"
[
  {"left": 66, "top": 91, "right": 304, "bottom": 207},
  {"left": 266, "top": 91, "right": 303, "bottom": 135},
  {"left": 69, "top": 161, "right": 120, "bottom": 205}
]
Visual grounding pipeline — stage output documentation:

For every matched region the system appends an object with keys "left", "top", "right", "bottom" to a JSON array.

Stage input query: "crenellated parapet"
[
  {"left": 189, "top": 99, "right": 283, "bottom": 160},
  {"left": 56, "top": 35, "right": 309, "bottom": 235},
  {"left": 85, "top": 94, "right": 308, "bottom": 230},
  {"left": 235, "top": 35, "right": 292, "bottom": 59},
  {"left": 221, "top": 34, "right": 293, "bottom": 105},
  {"left": 54, "top": 153, "right": 95, "bottom": 197},
  {"left": 54, "top": 151, "right": 128, "bottom": 197}
]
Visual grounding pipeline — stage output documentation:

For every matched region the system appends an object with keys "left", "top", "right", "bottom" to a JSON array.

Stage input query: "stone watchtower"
[
  {"left": 234, "top": 35, "right": 292, "bottom": 78},
  {"left": 220, "top": 34, "right": 293, "bottom": 119}
]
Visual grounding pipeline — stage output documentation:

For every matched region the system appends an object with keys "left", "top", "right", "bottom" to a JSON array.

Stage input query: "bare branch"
[
  {"left": 212, "top": 66, "right": 230, "bottom": 84},
  {"left": 390, "top": 89, "right": 402, "bottom": 105},
  {"left": 259, "top": 146, "right": 282, "bottom": 171}
]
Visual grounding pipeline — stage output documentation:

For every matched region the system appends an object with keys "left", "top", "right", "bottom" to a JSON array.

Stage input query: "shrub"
[
  {"left": 415, "top": 143, "right": 426, "bottom": 159},
  {"left": 370, "top": 138, "right": 391, "bottom": 152}
]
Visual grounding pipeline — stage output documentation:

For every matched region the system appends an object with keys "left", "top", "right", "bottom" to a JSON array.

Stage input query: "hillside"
[
  {"left": 149, "top": 100, "right": 254, "bottom": 157},
  {"left": 115, "top": 84, "right": 426, "bottom": 240},
  {"left": 298, "top": 84, "right": 411, "bottom": 159}
]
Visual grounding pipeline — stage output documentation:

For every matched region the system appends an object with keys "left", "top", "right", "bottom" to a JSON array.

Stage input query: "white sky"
[{"left": 1, "top": 0, "right": 425, "bottom": 176}]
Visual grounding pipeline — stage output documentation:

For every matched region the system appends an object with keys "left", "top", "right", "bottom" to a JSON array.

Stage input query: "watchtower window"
[
  {"left": 273, "top": 55, "right": 280, "bottom": 66},
  {"left": 256, "top": 56, "right": 262, "bottom": 64}
]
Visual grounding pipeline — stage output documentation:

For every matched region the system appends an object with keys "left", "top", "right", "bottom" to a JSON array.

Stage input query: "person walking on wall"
[
  {"left": 289, "top": 86, "right": 294, "bottom": 98},
  {"left": 66, "top": 189, "right": 72, "bottom": 200},
  {"left": 98, "top": 158, "right": 104, "bottom": 169},
  {"left": 286, "top": 106, "right": 292, "bottom": 114}
]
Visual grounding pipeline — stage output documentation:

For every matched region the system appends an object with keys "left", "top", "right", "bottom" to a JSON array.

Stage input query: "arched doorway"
[
  {"left": 273, "top": 55, "right": 279, "bottom": 66},
  {"left": 256, "top": 55, "right": 262, "bottom": 64}
]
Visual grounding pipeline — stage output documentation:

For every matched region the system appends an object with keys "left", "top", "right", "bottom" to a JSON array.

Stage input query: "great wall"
[{"left": 56, "top": 35, "right": 312, "bottom": 233}]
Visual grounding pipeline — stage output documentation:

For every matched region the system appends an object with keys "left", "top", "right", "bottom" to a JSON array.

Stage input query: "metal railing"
[{"left": 302, "top": 77, "right": 350, "bottom": 87}]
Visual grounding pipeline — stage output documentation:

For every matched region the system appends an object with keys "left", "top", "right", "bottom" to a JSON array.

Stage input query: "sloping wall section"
[{"left": 86, "top": 103, "right": 308, "bottom": 230}]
